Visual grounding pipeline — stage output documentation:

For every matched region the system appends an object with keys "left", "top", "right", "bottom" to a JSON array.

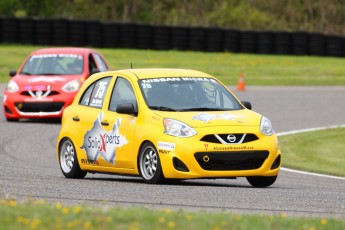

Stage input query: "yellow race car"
[{"left": 57, "top": 68, "right": 281, "bottom": 187}]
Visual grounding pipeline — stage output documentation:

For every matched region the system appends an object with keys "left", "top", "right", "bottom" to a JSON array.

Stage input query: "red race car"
[{"left": 3, "top": 47, "right": 109, "bottom": 121}]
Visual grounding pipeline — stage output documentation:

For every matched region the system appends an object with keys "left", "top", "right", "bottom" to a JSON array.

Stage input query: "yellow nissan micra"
[{"left": 57, "top": 68, "right": 281, "bottom": 187}]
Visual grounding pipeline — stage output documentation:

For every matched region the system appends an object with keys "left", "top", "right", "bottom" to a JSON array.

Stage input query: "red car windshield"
[{"left": 20, "top": 54, "right": 84, "bottom": 75}]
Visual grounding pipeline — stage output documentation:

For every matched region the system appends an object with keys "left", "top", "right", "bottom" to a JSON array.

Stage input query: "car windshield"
[
  {"left": 20, "top": 54, "right": 84, "bottom": 75},
  {"left": 139, "top": 77, "right": 243, "bottom": 111}
]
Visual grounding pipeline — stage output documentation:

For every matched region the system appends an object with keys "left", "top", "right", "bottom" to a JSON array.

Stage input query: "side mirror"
[
  {"left": 116, "top": 103, "right": 138, "bottom": 116},
  {"left": 241, "top": 101, "right": 252, "bottom": 110},
  {"left": 9, "top": 70, "right": 17, "bottom": 77}
]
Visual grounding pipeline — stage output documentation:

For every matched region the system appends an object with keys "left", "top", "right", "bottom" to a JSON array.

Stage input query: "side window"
[
  {"left": 93, "top": 53, "right": 109, "bottom": 71},
  {"left": 109, "top": 77, "right": 136, "bottom": 111},
  {"left": 79, "top": 84, "right": 94, "bottom": 106},
  {"left": 88, "top": 54, "right": 98, "bottom": 73},
  {"left": 79, "top": 77, "right": 111, "bottom": 108}
]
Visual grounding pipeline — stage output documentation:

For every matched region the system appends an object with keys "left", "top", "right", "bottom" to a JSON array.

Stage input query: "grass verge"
[
  {"left": 279, "top": 127, "right": 345, "bottom": 177},
  {"left": 1, "top": 44, "right": 345, "bottom": 85},
  {"left": 1, "top": 199, "right": 344, "bottom": 230}
]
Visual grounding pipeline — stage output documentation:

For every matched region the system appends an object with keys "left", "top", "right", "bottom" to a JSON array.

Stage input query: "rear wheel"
[
  {"left": 59, "top": 138, "right": 86, "bottom": 179},
  {"left": 246, "top": 176, "right": 277, "bottom": 188},
  {"left": 138, "top": 142, "right": 165, "bottom": 184}
]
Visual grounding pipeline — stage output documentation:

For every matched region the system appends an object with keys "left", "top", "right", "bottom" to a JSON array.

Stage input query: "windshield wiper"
[
  {"left": 180, "top": 107, "right": 227, "bottom": 111},
  {"left": 148, "top": 106, "right": 176, "bottom": 111}
]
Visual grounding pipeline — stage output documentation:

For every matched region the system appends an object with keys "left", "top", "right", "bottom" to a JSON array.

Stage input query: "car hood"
[
  {"left": 153, "top": 110, "right": 262, "bottom": 128},
  {"left": 12, "top": 74, "right": 79, "bottom": 90}
]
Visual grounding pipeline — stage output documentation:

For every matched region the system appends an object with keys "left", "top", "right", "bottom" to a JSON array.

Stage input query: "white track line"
[
  {"left": 278, "top": 124, "right": 345, "bottom": 180},
  {"left": 277, "top": 124, "right": 345, "bottom": 136},
  {"left": 281, "top": 167, "right": 345, "bottom": 180}
]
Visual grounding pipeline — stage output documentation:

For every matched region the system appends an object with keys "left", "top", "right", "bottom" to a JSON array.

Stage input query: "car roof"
[
  {"left": 109, "top": 68, "right": 214, "bottom": 80},
  {"left": 30, "top": 47, "right": 97, "bottom": 55}
]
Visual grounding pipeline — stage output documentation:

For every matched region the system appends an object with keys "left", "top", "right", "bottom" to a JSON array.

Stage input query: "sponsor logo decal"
[
  {"left": 192, "top": 113, "right": 241, "bottom": 123},
  {"left": 158, "top": 150, "right": 170, "bottom": 154},
  {"left": 214, "top": 146, "right": 254, "bottom": 151},
  {"left": 25, "top": 85, "right": 52, "bottom": 99},
  {"left": 204, "top": 143, "right": 208, "bottom": 151},
  {"left": 141, "top": 77, "right": 217, "bottom": 88},
  {"left": 81, "top": 112, "right": 129, "bottom": 164},
  {"left": 28, "top": 76, "right": 65, "bottom": 83},
  {"left": 157, "top": 141, "right": 175, "bottom": 151},
  {"left": 81, "top": 159, "right": 99, "bottom": 165}
]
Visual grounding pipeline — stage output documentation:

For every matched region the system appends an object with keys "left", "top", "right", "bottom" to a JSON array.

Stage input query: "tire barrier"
[
  {"left": 34, "top": 19, "right": 52, "bottom": 45},
  {"left": 274, "top": 31, "right": 291, "bottom": 55},
  {"left": 153, "top": 25, "right": 171, "bottom": 50},
  {"left": 136, "top": 24, "right": 152, "bottom": 49},
  {"left": 171, "top": 26, "right": 188, "bottom": 50},
  {"left": 1, "top": 16, "right": 345, "bottom": 57},
  {"left": 51, "top": 19, "right": 69, "bottom": 46},
  {"left": 257, "top": 31, "right": 273, "bottom": 54},
  {"left": 102, "top": 22, "right": 119, "bottom": 48},
  {"left": 69, "top": 20, "right": 87, "bottom": 46}
]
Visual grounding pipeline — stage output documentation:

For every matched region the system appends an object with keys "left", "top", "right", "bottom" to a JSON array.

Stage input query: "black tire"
[
  {"left": 138, "top": 142, "right": 165, "bottom": 184},
  {"left": 59, "top": 138, "right": 87, "bottom": 179},
  {"left": 246, "top": 176, "right": 277, "bottom": 188}
]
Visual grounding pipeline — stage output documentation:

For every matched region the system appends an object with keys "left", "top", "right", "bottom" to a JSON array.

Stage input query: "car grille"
[
  {"left": 200, "top": 133, "right": 258, "bottom": 144},
  {"left": 20, "top": 91, "right": 60, "bottom": 97},
  {"left": 194, "top": 151, "right": 269, "bottom": 171},
  {"left": 15, "top": 102, "right": 64, "bottom": 113}
]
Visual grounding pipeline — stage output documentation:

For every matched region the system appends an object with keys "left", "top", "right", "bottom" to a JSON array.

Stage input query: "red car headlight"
[
  {"left": 7, "top": 80, "right": 19, "bottom": 93},
  {"left": 62, "top": 79, "right": 81, "bottom": 92}
]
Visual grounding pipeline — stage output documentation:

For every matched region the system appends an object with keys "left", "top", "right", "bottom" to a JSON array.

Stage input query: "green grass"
[
  {"left": 279, "top": 127, "right": 345, "bottom": 177},
  {"left": 1, "top": 199, "right": 344, "bottom": 230},
  {"left": 1, "top": 44, "right": 345, "bottom": 85}
]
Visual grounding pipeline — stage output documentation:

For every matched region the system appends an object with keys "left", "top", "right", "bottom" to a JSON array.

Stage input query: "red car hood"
[{"left": 13, "top": 74, "right": 80, "bottom": 91}]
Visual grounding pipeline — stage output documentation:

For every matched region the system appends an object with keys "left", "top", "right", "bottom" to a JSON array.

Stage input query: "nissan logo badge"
[{"left": 227, "top": 134, "right": 236, "bottom": 143}]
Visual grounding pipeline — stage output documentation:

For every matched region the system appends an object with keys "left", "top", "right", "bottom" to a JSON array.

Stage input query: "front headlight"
[
  {"left": 7, "top": 80, "right": 19, "bottom": 93},
  {"left": 163, "top": 118, "right": 196, "bottom": 137},
  {"left": 62, "top": 79, "right": 81, "bottom": 92},
  {"left": 260, "top": 116, "right": 274, "bottom": 136}
]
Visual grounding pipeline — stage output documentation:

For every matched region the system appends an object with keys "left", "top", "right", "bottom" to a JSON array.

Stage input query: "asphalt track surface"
[{"left": 1, "top": 84, "right": 345, "bottom": 219}]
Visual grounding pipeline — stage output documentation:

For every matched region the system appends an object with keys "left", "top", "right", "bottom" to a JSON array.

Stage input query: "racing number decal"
[{"left": 94, "top": 81, "right": 108, "bottom": 99}]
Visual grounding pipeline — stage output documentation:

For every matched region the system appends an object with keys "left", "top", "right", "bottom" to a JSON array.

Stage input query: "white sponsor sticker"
[
  {"left": 81, "top": 112, "right": 129, "bottom": 164},
  {"left": 193, "top": 113, "right": 236, "bottom": 123},
  {"left": 158, "top": 141, "right": 176, "bottom": 151}
]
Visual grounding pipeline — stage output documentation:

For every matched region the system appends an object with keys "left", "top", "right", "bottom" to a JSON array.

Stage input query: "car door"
[
  {"left": 101, "top": 76, "right": 138, "bottom": 171},
  {"left": 72, "top": 76, "right": 114, "bottom": 168}
]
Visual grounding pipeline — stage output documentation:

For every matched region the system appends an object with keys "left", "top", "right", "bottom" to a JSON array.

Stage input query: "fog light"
[
  {"left": 271, "top": 155, "right": 281, "bottom": 169},
  {"left": 173, "top": 157, "right": 189, "bottom": 172}
]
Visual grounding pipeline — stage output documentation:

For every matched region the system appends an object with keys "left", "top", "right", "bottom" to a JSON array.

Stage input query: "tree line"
[{"left": 1, "top": 0, "right": 345, "bottom": 36}]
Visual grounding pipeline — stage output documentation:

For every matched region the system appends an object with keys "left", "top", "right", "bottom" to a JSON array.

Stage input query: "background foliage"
[{"left": 1, "top": 0, "right": 345, "bottom": 36}]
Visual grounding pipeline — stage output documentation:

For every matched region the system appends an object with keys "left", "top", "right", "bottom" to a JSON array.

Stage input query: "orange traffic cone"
[{"left": 237, "top": 73, "right": 246, "bottom": 91}]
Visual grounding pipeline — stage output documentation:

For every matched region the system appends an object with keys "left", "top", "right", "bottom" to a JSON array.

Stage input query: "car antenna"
[{"left": 131, "top": 63, "right": 133, "bottom": 69}]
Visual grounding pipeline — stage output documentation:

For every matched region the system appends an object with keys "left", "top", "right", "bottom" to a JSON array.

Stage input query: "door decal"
[{"left": 81, "top": 112, "right": 129, "bottom": 164}]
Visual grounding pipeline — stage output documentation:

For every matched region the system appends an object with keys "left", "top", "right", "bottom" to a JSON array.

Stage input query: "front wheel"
[
  {"left": 59, "top": 138, "right": 87, "bottom": 179},
  {"left": 138, "top": 142, "right": 165, "bottom": 184},
  {"left": 246, "top": 176, "right": 277, "bottom": 188}
]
